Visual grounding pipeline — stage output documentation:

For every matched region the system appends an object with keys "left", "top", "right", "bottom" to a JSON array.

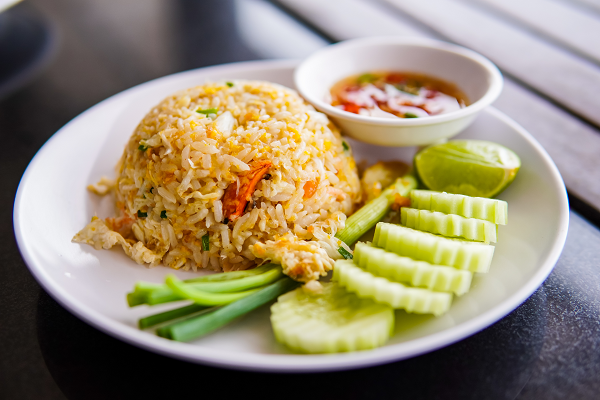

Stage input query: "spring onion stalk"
[
  {"left": 138, "top": 303, "right": 212, "bottom": 329},
  {"left": 127, "top": 292, "right": 147, "bottom": 307},
  {"left": 189, "top": 266, "right": 282, "bottom": 290},
  {"left": 126, "top": 264, "right": 281, "bottom": 307},
  {"left": 146, "top": 266, "right": 283, "bottom": 305},
  {"left": 157, "top": 277, "right": 299, "bottom": 342},
  {"left": 127, "top": 282, "right": 164, "bottom": 307},
  {"left": 165, "top": 275, "right": 261, "bottom": 306},
  {"left": 184, "top": 263, "right": 278, "bottom": 283},
  {"left": 336, "top": 174, "right": 417, "bottom": 246},
  {"left": 144, "top": 290, "right": 180, "bottom": 306}
]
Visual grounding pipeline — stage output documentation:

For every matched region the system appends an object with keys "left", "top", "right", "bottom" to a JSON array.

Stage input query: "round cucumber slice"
[{"left": 270, "top": 282, "right": 394, "bottom": 354}]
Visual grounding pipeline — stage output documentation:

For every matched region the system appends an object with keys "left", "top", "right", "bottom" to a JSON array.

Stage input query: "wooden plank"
[
  {"left": 497, "top": 80, "right": 600, "bottom": 208},
  {"left": 235, "top": 0, "right": 327, "bottom": 59},
  {"left": 466, "top": 0, "right": 600, "bottom": 64},
  {"left": 274, "top": 0, "right": 600, "bottom": 210},
  {"left": 381, "top": 0, "right": 600, "bottom": 128},
  {"left": 273, "top": 0, "right": 426, "bottom": 38},
  {"left": 568, "top": 0, "right": 600, "bottom": 14}
]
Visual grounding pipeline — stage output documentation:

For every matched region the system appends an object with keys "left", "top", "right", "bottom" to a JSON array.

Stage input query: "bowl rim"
[{"left": 294, "top": 36, "right": 504, "bottom": 127}]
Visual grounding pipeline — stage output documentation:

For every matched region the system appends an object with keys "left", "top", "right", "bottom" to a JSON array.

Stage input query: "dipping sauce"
[{"left": 330, "top": 71, "right": 469, "bottom": 119}]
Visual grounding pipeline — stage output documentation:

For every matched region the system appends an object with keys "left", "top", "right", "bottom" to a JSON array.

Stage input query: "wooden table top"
[{"left": 1, "top": 0, "right": 599, "bottom": 399}]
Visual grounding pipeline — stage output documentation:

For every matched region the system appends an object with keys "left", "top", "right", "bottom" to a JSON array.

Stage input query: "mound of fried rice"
[{"left": 73, "top": 80, "right": 361, "bottom": 282}]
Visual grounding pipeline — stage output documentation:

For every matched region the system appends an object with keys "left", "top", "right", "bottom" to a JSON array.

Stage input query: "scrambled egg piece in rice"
[{"left": 73, "top": 80, "right": 361, "bottom": 283}]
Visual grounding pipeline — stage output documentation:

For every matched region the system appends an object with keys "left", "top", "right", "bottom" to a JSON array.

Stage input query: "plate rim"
[{"left": 14, "top": 59, "right": 569, "bottom": 373}]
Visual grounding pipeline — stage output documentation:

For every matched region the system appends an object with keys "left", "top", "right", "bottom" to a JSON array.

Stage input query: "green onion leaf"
[
  {"left": 197, "top": 108, "right": 218, "bottom": 115},
  {"left": 342, "top": 141, "right": 349, "bottom": 151},
  {"left": 202, "top": 234, "right": 210, "bottom": 251},
  {"left": 226, "top": 82, "right": 234, "bottom": 87},
  {"left": 149, "top": 187, "right": 154, "bottom": 194},
  {"left": 156, "top": 278, "right": 298, "bottom": 342},
  {"left": 138, "top": 144, "right": 148, "bottom": 151},
  {"left": 338, "top": 247, "right": 353, "bottom": 259},
  {"left": 336, "top": 175, "right": 418, "bottom": 246},
  {"left": 184, "top": 263, "right": 278, "bottom": 283},
  {"left": 164, "top": 275, "right": 261, "bottom": 306},
  {"left": 137, "top": 210, "right": 148, "bottom": 218},
  {"left": 161, "top": 210, "right": 167, "bottom": 219},
  {"left": 404, "top": 113, "right": 419, "bottom": 118},
  {"left": 139, "top": 303, "right": 211, "bottom": 329},
  {"left": 357, "top": 73, "right": 376, "bottom": 84}
]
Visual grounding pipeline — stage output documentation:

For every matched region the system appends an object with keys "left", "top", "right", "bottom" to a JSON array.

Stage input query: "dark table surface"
[{"left": 2, "top": 1, "right": 600, "bottom": 399}]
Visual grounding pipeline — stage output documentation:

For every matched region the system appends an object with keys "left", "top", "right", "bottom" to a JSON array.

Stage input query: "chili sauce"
[{"left": 330, "top": 71, "right": 469, "bottom": 119}]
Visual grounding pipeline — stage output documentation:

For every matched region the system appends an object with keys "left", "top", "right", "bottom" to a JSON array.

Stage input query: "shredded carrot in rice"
[
  {"left": 222, "top": 160, "right": 272, "bottom": 221},
  {"left": 303, "top": 180, "right": 318, "bottom": 199}
]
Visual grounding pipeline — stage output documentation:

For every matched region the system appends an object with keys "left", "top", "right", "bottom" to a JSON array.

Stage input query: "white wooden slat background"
[
  {"left": 569, "top": 0, "right": 600, "bottom": 13},
  {"left": 235, "top": 0, "right": 327, "bottom": 59},
  {"left": 382, "top": 0, "right": 600, "bottom": 127},
  {"left": 466, "top": 0, "right": 600, "bottom": 65},
  {"left": 271, "top": 0, "right": 427, "bottom": 37},
  {"left": 273, "top": 0, "right": 600, "bottom": 212}
]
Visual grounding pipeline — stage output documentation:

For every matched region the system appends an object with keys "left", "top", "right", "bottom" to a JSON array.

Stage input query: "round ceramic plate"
[{"left": 14, "top": 60, "right": 569, "bottom": 372}]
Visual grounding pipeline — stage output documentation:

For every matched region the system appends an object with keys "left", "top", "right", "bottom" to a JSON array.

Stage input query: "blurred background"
[{"left": 2, "top": 0, "right": 600, "bottom": 399}]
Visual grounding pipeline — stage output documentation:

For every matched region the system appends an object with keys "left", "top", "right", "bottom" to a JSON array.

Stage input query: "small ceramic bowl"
[{"left": 295, "top": 37, "right": 503, "bottom": 146}]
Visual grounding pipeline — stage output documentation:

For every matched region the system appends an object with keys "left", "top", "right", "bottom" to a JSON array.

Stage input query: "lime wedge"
[{"left": 414, "top": 140, "right": 520, "bottom": 198}]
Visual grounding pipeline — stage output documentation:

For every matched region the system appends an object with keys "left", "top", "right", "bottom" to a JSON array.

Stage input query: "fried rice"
[{"left": 73, "top": 80, "right": 361, "bottom": 282}]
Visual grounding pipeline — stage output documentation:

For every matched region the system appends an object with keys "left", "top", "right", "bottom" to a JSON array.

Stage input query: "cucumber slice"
[
  {"left": 333, "top": 260, "right": 452, "bottom": 316},
  {"left": 354, "top": 242, "right": 472, "bottom": 296},
  {"left": 271, "top": 282, "right": 394, "bottom": 353},
  {"left": 401, "top": 208, "right": 497, "bottom": 243},
  {"left": 410, "top": 190, "right": 507, "bottom": 225},
  {"left": 374, "top": 223, "right": 494, "bottom": 273}
]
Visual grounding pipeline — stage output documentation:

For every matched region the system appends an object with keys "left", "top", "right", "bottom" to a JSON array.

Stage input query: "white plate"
[{"left": 14, "top": 60, "right": 569, "bottom": 372}]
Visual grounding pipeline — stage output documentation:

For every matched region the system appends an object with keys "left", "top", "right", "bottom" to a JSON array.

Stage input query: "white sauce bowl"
[{"left": 295, "top": 37, "right": 503, "bottom": 146}]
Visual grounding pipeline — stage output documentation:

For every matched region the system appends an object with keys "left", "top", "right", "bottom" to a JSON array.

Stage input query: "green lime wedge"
[{"left": 414, "top": 140, "right": 521, "bottom": 198}]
